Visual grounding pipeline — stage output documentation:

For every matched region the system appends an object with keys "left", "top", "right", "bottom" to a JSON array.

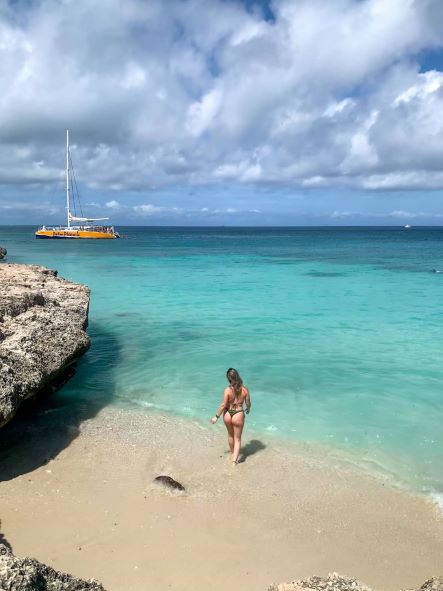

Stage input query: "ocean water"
[{"left": 1, "top": 226, "right": 443, "bottom": 495}]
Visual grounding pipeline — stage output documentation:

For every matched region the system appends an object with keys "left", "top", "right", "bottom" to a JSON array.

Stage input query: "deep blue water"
[{"left": 1, "top": 226, "right": 443, "bottom": 495}]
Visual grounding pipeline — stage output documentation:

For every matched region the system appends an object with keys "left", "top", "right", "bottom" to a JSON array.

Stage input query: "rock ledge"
[
  {"left": 0, "top": 263, "right": 90, "bottom": 427},
  {"left": 0, "top": 544, "right": 105, "bottom": 590}
]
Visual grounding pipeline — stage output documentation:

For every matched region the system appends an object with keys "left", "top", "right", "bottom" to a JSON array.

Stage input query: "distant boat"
[
  {"left": 404, "top": 224, "right": 412, "bottom": 229},
  {"left": 35, "top": 131, "right": 119, "bottom": 239}
]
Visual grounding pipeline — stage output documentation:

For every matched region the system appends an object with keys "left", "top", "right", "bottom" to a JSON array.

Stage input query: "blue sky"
[{"left": 1, "top": 0, "right": 443, "bottom": 226}]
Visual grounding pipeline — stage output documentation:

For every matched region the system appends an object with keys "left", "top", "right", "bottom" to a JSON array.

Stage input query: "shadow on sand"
[
  {"left": 239, "top": 439, "right": 266, "bottom": 463},
  {"left": 0, "top": 324, "right": 121, "bottom": 482},
  {"left": 0, "top": 520, "right": 12, "bottom": 553}
]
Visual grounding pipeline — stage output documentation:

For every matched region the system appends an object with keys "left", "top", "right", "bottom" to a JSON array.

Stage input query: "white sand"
[{"left": 1, "top": 407, "right": 442, "bottom": 591}]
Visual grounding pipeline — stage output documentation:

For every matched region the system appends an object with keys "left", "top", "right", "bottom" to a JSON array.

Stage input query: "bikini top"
[{"left": 228, "top": 385, "right": 245, "bottom": 409}]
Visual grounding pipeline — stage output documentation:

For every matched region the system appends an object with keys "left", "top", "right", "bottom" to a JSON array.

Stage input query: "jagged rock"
[
  {"left": 0, "top": 264, "right": 90, "bottom": 428},
  {"left": 268, "top": 573, "right": 374, "bottom": 591},
  {"left": 418, "top": 578, "right": 443, "bottom": 591},
  {"left": 0, "top": 247, "right": 6, "bottom": 260},
  {"left": 0, "top": 544, "right": 105, "bottom": 590},
  {"left": 154, "top": 475, "right": 186, "bottom": 491},
  {"left": 268, "top": 574, "right": 443, "bottom": 591}
]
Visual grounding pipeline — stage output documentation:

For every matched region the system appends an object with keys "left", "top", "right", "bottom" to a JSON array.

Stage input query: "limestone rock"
[
  {"left": 0, "top": 264, "right": 90, "bottom": 428},
  {"left": 268, "top": 573, "right": 374, "bottom": 591},
  {"left": 0, "top": 247, "right": 6, "bottom": 260},
  {"left": 418, "top": 579, "right": 443, "bottom": 591},
  {"left": 0, "top": 544, "right": 105, "bottom": 590},
  {"left": 268, "top": 574, "right": 443, "bottom": 591}
]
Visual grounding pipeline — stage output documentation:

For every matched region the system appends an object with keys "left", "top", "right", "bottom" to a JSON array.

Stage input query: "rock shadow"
[
  {"left": 0, "top": 323, "right": 120, "bottom": 482},
  {"left": 0, "top": 520, "right": 12, "bottom": 553},
  {"left": 239, "top": 439, "right": 266, "bottom": 463}
]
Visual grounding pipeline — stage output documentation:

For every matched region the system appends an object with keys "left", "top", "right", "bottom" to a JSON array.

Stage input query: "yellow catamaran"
[{"left": 36, "top": 131, "right": 119, "bottom": 239}]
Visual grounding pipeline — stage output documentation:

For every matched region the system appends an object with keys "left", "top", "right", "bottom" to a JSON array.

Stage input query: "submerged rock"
[
  {"left": 0, "top": 247, "right": 6, "bottom": 260},
  {"left": 0, "top": 544, "right": 105, "bottom": 590},
  {"left": 0, "top": 264, "right": 90, "bottom": 428},
  {"left": 154, "top": 475, "right": 186, "bottom": 491}
]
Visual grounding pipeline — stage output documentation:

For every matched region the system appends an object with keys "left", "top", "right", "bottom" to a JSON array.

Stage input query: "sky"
[{"left": 1, "top": 0, "right": 443, "bottom": 226}]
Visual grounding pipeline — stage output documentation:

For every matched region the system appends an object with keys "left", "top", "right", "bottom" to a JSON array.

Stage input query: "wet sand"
[{"left": 1, "top": 407, "right": 442, "bottom": 591}]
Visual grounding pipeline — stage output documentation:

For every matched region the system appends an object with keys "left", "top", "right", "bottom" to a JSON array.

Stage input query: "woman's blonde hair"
[{"left": 226, "top": 368, "right": 243, "bottom": 398}]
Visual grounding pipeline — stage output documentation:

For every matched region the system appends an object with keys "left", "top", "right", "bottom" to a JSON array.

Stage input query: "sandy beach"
[{"left": 1, "top": 406, "right": 442, "bottom": 591}]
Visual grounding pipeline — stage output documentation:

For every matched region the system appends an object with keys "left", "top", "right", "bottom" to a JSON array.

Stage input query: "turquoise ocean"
[{"left": 1, "top": 226, "right": 442, "bottom": 499}]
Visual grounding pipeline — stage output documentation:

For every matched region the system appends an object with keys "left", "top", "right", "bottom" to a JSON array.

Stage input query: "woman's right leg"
[
  {"left": 223, "top": 412, "right": 234, "bottom": 453},
  {"left": 232, "top": 412, "right": 245, "bottom": 464}
]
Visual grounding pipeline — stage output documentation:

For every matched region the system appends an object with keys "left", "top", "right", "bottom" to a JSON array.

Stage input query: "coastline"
[{"left": 1, "top": 405, "right": 442, "bottom": 591}]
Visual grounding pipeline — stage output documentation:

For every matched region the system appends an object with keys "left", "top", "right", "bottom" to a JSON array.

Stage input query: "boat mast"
[{"left": 66, "top": 129, "right": 70, "bottom": 227}]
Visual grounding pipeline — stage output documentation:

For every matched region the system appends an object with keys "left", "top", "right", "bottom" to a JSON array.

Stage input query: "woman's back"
[{"left": 226, "top": 385, "right": 248, "bottom": 409}]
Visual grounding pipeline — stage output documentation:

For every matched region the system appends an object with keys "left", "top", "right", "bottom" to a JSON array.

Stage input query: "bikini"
[
  {"left": 226, "top": 386, "right": 245, "bottom": 417},
  {"left": 227, "top": 408, "right": 244, "bottom": 417}
]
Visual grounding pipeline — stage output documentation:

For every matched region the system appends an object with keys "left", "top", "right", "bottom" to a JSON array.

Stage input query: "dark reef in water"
[{"left": 304, "top": 271, "right": 346, "bottom": 277}]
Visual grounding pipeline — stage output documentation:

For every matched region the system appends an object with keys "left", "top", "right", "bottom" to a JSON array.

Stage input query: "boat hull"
[{"left": 35, "top": 229, "right": 119, "bottom": 239}]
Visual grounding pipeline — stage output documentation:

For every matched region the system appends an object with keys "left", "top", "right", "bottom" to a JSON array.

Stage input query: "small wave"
[
  {"left": 266, "top": 424, "right": 278, "bottom": 432},
  {"left": 126, "top": 399, "right": 168, "bottom": 412},
  {"left": 430, "top": 493, "right": 443, "bottom": 516}
]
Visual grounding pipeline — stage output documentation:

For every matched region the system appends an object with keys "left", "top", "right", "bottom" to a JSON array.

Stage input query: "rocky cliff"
[
  {"left": 0, "top": 264, "right": 90, "bottom": 428},
  {"left": 0, "top": 544, "right": 105, "bottom": 591}
]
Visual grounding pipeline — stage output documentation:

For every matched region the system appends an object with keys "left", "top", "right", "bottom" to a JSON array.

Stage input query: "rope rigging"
[{"left": 68, "top": 150, "right": 84, "bottom": 219}]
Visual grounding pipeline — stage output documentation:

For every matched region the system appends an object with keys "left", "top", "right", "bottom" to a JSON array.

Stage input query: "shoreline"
[
  {"left": 107, "top": 399, "right": 443, "bottom": 506},
  {"left": 1, "top": 405, "right": 442, "bottom": 591}
]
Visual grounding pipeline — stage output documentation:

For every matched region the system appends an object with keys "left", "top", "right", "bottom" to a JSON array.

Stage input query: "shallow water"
[{"left": 1, "top": 226, "right": 443, "bottom": 494}]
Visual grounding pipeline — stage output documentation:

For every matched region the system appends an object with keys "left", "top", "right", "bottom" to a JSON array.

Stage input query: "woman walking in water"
[{"left": 211, "top": 368, "right": 251, "bottom": 464}]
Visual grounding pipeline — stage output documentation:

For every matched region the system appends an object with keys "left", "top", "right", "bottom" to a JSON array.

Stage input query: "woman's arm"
[
  {"left": 211, "top": 389, "right": 229, "bottom": 424},
  {"left": 245, "top": 387, "right": 251, "bottom": 414}
]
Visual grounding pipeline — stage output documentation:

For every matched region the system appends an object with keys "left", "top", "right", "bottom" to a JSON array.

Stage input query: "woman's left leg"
[
  {"left": 223, "top": 412, "right": 234, "bottom": 453},
  {"left": 232, "top": 412, "right": 245, "bottom": 464}
]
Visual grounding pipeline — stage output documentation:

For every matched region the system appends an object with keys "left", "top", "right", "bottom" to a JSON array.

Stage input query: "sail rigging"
[
  {"left": 67, "top": 131, "right": 109, "bottom": 223},
  {"left": 35, "top": 130, "right": 119, "bottom": 239}
]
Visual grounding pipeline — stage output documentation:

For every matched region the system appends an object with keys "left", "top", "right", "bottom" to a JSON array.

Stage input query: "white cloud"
[
  {"left": 1, "top": 0, "right": 443, "bottom": 200},
  {"left": 302, "top": 176, "right": 328, "bottom": 188},
  {"left": 330, "top": 209, "right": 443, "bottom": 219},
  {"left": 133, "top": 204, "right": 181, "bottom": 216},
  {"left": 323, "top": 98, "right": 355, "bottom": 118},
  {"left": 393, "top": 71, "right": 443, "bottom": 106},
  {"left": 106, "top": 200, "right": 121, "bottom": 209},
  {"left": 186, "top": 87, "right": 222, "bottom": 137}
]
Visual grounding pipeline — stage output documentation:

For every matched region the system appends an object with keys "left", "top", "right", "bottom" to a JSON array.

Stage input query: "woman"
[{"left": 211, "top": 368, "right": 251, "bottom": 464}]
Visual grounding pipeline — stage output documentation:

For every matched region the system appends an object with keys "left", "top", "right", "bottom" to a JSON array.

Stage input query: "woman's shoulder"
[{"left": 241, "top": 385, "right": 249, "bottom": 394}]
